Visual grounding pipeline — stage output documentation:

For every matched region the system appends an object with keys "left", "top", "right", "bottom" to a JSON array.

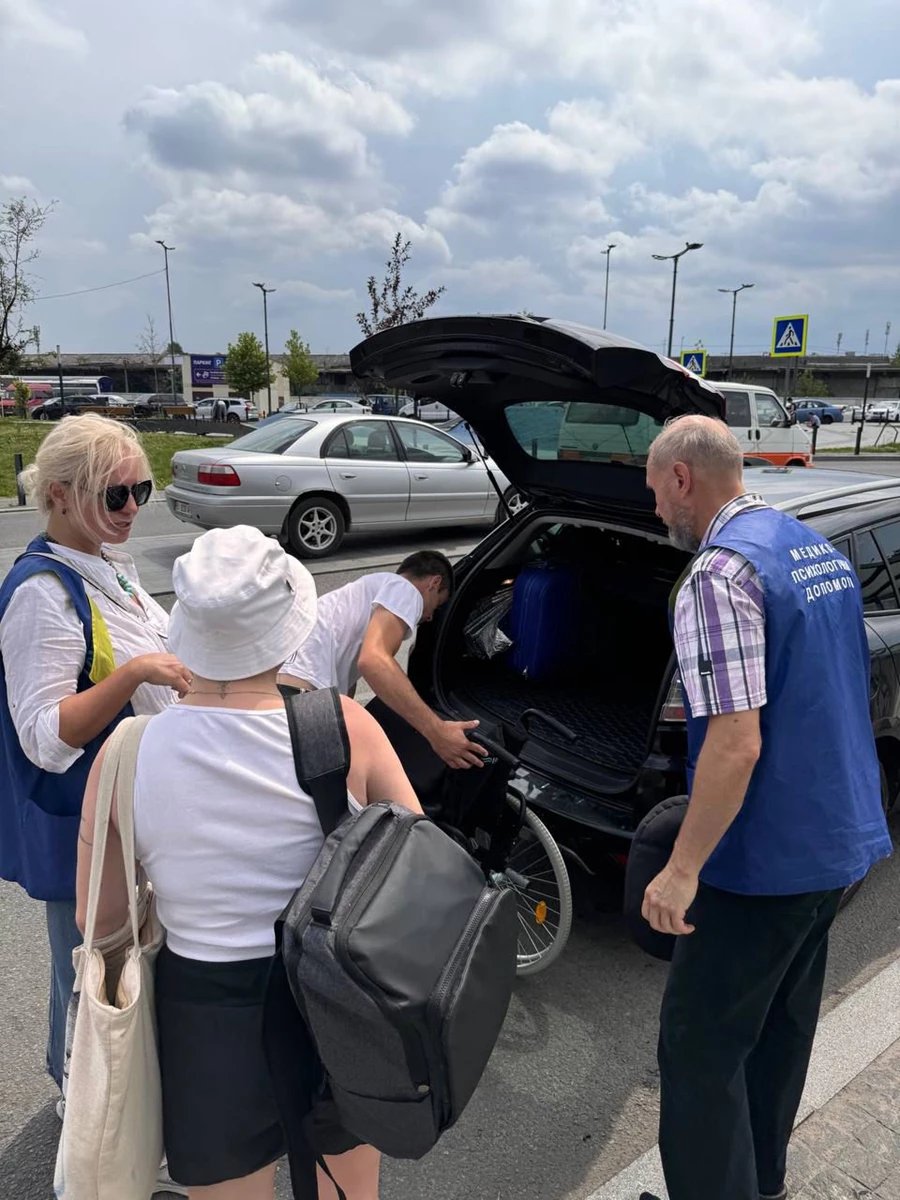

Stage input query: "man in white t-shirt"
[{"left": 278, "top": 551, "right": 487, "bottom": 770}]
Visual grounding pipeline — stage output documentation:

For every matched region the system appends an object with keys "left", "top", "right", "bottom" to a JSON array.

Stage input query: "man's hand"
[
  {"left": 427, "top": 719, "right": 489, "bottom": 769},
  {"left": 641, "top": 861, "right": 699, "bottom": 936}
]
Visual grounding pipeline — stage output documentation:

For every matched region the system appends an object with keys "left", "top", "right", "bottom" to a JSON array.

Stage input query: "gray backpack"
[{"left": 279, "top": 688, "right": 518, "bottom": 1160}]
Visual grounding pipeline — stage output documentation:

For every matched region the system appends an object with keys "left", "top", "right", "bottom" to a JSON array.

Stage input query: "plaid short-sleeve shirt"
[{"left": 673, "top": 494, "right": 768, "bottom": 718}]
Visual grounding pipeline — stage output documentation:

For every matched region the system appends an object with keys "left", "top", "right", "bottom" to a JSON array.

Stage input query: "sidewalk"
[
  {"left": 590, "top": 956, "right": 900, "bottom": 1200},
  {"left": 785, "top": 1037, "right": 900, "bottom": 1198}
]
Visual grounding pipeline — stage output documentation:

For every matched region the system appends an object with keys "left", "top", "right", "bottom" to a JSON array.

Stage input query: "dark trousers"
[{"left": 658, "top": 883, "right": 842, "bottom": 1200}]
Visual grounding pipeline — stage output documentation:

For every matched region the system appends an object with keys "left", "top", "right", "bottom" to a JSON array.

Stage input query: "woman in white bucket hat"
[{"left": 75, "top": 526, "right": 422, "bottom": 1200}]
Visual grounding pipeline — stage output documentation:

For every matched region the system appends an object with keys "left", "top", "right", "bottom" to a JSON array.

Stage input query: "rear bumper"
[
  {"left": 164, "top": 485, "right": 290, "bottom": 533},
  {"left": 511, "top": 750, "right": 685, "bottom": 840}
]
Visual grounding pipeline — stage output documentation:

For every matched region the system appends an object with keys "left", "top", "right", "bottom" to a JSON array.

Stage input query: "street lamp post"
[
  {"left": 652, "top": 242, "right": 703, "bottom": 358},
  {"left": 600, "top": 243, "right": 616, "bottom": 330},
  {"left": 155, "top": 240, "right": 178, "bottom": 405},
  {"left": 253, "top": 282, "right": 276, "bottom": 415},
  {"left": 717, "top": 283, "right": 754, "bottom": 378}
]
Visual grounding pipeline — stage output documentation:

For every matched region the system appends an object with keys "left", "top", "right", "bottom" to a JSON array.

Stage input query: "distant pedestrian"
[
  {"left": 0, "top": 416, "right": 189, "bottom": 1139},
  {"left": 640, "top": 415, "right": 891, "bottom": 1200},
  {"left": 806, "top": 409, "right": 821, "bottom": 430},
  {"left": 212, "top": 396, "right": 228, "bottom": 422}
]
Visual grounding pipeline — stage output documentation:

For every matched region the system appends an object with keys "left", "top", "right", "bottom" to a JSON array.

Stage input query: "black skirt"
[{"left": 155, "top": 944, "right": 357, "bottom": 1187}]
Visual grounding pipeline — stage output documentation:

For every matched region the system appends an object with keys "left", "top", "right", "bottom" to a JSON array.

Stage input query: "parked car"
[
  {"left": 165, "top": 413, "right": 521, "bottom": 558},
  {"left": 349, "top": 315, "right": 897, "bottom": 869},
  {"left": 29, "top": 394, "right": 108, "bottom": 420},
  {"left": 192, "top": 397, "right": 257, "bottom": 423},
  {"left": 792, "top": 399, "right": 844, "bottom": 424},
  {"left": 866, "top": 401, "right": 900, "bottom": 423},
  {"left": 399, "top": 399, "right": 456, "bottom": 422},
  {"left": 306, "top": 397, "right": 372, "bottom": 414},
  {"left": 128, "top": 392, "right": 187, "bottom": 415}
]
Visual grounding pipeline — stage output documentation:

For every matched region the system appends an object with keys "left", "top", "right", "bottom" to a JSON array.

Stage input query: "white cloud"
[
  {"left": 0, "top": 174, "right": 39, "bottom": 194},
  {"left": 0, "top": 0, "right": 87, "bottom": 52},
  {"left": 277, "top": 279, "right": 356, "bottom": 304},
  {"left": 124, "top": 54, "right": 413, "bottom": 197},
  {"left": 131, "top": 188, "right": 449, "bottom": 263}
]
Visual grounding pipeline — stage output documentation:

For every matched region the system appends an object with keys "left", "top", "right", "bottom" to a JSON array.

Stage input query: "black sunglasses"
[{"left": 104, "top": 479, "right": 153, "bottom": 511}]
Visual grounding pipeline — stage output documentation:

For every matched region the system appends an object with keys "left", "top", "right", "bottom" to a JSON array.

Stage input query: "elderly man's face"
[{"left": 646, "top": 460, "right": 702, "bottom": 553}]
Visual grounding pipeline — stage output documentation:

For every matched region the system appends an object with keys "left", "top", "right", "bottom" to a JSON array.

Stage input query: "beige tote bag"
[{"left": 54, "top": 715, "right": 165, "bottom": 1200}]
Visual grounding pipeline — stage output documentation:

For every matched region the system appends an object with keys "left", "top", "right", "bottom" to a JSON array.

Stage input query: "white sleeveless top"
[{"left": 133, "top": 705, "right": 360, "bottom": 962}]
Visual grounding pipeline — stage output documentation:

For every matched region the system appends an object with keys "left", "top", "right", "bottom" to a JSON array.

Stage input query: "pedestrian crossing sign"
[
  {"left": 679, "top": 349, "right": 708, "bottom": 377},
  {"left": 771, "top": 314, "right": 809, "bottom": 358}
]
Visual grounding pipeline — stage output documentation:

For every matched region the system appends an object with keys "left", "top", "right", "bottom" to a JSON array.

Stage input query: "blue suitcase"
[{"left": 505, "top": 563, "right": 582, "bottom": 682}]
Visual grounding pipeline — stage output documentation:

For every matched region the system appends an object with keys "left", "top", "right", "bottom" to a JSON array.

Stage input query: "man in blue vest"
[{"left": 640, "top": 415, "right": 891, "bottom": 1200}]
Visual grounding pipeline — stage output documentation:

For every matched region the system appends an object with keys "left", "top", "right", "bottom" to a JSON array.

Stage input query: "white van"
[
  {"left": 714, "top": 381, "right": 811, "bottom": 467},
  {"left": 556, "top": 382, "right": 811, "bottom": 468}
]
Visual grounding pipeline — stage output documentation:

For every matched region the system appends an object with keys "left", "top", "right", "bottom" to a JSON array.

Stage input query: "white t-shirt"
[
  {"left": 281, "top": 572, "right": 423, "bottom": 695},
  {"left": 133, "top": 705, "right": 361, "bottom": 962},
  {"left": 0, "top": 542, "right": 173, "bottom": 774}
]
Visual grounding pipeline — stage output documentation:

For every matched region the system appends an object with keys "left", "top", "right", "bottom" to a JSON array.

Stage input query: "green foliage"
[
  {"left": 356, "top": 233, "right": 446, "bottom": 336},
  {"left": 283, "top": 329, "right": 319, "bottom": 395},
  {"left": 793, "top": 369, "right": 831, "bottom": 398},
  {"left": 11, "top": 379, "right": 30, "bottom": 419},
  {"left": 167, "top": 340, "right": 184, "bottom": 355},
  {"left": 224, "top": 331, "right": 273, "bottom": 397}
]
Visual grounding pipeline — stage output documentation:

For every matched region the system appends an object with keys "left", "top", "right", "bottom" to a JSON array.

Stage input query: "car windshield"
[
  {"left": 505, "top": 398, "right": 663, "bottom": 464},
  {"left": 229, "top": 420, "right": 315, "bottom": 454}
]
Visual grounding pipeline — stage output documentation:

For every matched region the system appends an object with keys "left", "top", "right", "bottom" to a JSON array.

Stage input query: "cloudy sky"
[{"left": 3, "top": 0, "right": 899, "bottom": 360}]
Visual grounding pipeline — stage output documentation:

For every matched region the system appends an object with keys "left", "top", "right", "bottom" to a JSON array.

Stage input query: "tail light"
[
  {"left": 198, "top": 464, "right": 241, "bottom": 486},
  {"left": 660, "top": 672, "right": 686, "bottom": 723}
]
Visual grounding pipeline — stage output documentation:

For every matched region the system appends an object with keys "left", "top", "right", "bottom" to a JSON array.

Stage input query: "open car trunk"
[{"left": 435, "top": 516, "right": 689, "bottom": 797}]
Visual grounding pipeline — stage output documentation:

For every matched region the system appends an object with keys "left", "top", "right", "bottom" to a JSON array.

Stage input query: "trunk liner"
[{"left": 455, "top": 669, "right": 655, "bottom": 773}]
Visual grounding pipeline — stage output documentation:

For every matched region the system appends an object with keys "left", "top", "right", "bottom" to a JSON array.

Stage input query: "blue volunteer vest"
[
  {"left": 0, "top": 537, "right": 133, "bottom": 902},
  {"left": 679, "top": 507, "right": 892, "bottom": 895}
]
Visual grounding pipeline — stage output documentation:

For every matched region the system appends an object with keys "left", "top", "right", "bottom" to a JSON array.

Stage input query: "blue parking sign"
[
  {"left": 680, "top": 349, "right": 708, "bottom": 377},
  {"left": 771, "top": 315, "right": 808, "bottom": 358}
]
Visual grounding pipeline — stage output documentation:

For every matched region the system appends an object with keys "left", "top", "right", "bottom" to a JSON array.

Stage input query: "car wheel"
[
  {"left": 496, "top": 487, "right": 528, "bottom": 524},
  {"left": 226, "top": 412, "right": 241, "bottom": 424},
  {"left": 287, "top": 497, "right": 346, "bottom": 559},
  {"left": 839, "top": 761, "right": 890, "bottom": 908},
  {"left": 822, "top": 415, "right": 834, "bottom": 425}
]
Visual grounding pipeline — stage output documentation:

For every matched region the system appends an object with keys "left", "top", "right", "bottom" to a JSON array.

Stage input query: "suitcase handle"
[{"left": 310, "top": 804, "right": 394, "bottom": 925}]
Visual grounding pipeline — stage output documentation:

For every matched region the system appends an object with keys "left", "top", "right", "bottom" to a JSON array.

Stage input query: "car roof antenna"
[{"left": 463, "top": 420, "right": 512, "bottom": 520}]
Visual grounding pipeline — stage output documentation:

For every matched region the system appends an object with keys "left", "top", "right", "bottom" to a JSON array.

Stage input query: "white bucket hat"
[{"left": 168, "top": 526, "right": 317, "bottom": 679}]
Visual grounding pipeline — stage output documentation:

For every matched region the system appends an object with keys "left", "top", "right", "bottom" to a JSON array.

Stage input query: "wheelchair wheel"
[{"left": 496, "top": 794, "right": 572, "bottom": 977}]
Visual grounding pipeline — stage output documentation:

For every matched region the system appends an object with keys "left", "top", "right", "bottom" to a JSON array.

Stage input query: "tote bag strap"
[{"left": 82, "top": 715, "right": 153, "bottom": 954}]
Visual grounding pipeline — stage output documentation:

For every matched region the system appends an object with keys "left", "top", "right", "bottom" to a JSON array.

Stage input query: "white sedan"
[{"left": 166, "top": 413, "right": 522, "bottom": 558}]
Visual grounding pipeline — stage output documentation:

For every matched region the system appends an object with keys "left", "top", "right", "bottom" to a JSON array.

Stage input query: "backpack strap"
[{"left": 280, "top": 686, "right": 351, "bottom": 837}]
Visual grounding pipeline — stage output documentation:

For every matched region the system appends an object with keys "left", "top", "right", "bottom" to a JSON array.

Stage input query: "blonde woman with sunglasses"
[{"left": 0, "top": 415, "right": 190, "bottom": 1175}]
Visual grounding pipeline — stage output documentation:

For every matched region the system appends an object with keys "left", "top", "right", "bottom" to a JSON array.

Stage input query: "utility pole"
[
  {"left": 864, "top": 329, "right": 870, "bottom": 355},
  {"left": 155, "top": 241, "right": 178, "bottom": 405},
  {"left": 600, "top": 243, "right": 616, "bottom": 330},
  {"left": 886, "top": 322, "right": 893, "bottom": 357},
  {"left": 253, "top": 282, "right": 276, "bottom": 414},
  {"left": 717, "top": 283, "right": 754, "bottom": 378},
  {"left": 652, "top": 242, "right": 703, "bottom": 358},
  {"left": 836, "top": 332, "right": 843, "bottom": 355}
]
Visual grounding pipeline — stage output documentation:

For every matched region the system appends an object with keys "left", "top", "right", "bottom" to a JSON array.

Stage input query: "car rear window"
[
  {"left": 229, "top": 421, "right": 315, "bottom": 454},
  {"left": 505, "top": 399, "right": 663, "bottom": 463}
]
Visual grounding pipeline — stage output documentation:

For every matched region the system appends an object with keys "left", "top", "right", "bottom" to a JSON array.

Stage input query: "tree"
[
  {"left": 167, "top": 340, "right": 184, "bottom": 355},
  {"left": 0, "top": 197, "right": 54, "bottom": 373},
  {"left": 793, "top": 369, "right": 831, "bottom": 398},
  {"left": 136, "top": 314, "right": 165, "bottom": 390},
  {"left": 224, "top": 331, "right": 273, "bottom": 397},
  {"left": 11, "top": 378, "right": 30, "bottom": 419},
  {"left": 356, "top": 233, "right": 446, "bottom": 336},
  {"left": 283, "top": 329, "right": 319, "bottom": 396}
]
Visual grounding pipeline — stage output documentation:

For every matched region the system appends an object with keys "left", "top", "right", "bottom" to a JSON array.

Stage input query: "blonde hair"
[
  {"left": 647, "top": 414, "right": 743, "bottom": 477},
  {"left": 19, "top": 414, "right": 152, "bottom": 534}
]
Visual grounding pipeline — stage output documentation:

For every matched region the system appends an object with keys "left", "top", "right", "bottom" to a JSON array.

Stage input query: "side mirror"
[{"left": 462, "top": 447, "right": 474, "bottom": 464}]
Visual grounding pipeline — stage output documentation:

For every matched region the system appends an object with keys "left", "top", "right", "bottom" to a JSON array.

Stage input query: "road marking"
[{"left": 586, "top": 954, "right": 900, "bottom": 1200}]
